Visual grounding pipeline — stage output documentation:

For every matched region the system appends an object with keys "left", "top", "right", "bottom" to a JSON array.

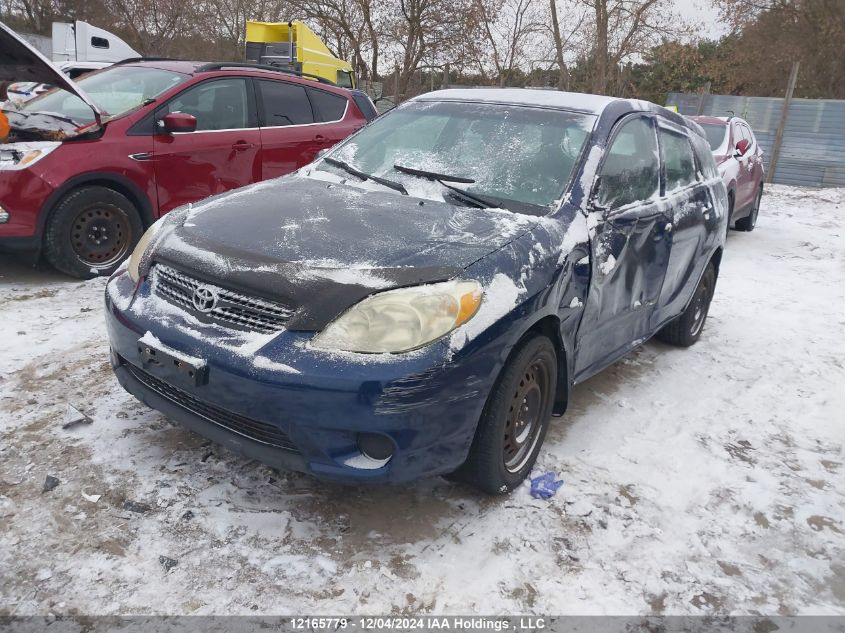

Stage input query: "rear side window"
[
  {"left": 660, "top": 130, "right": 696, "bottom": 191},
  {"left": 351, "top": 92, "right": 377, "bottom": 121},
  {"left": 259, "top": 80, "right": 314, "bottom": 126},
  {"left": 308, "top": 88, "right": 347, "bottom": 122},
  {"left": 596, "top": 117, "right": 660, "bottom": 210}
]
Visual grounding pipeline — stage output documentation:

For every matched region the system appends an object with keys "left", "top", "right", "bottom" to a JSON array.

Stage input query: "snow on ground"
[{"left": 1, "top": 184, "right": 844, "bottom": 616}]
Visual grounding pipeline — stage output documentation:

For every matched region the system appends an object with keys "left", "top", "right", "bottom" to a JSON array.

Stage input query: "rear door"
[
  {"left": 256, "top": 79, "right": 360, "bottom": 179},
  {"left": 152, "top": 77, "right": 261, "bottom": 214},
  {"left": 574, "top": 114, "right": 671, "bottom": 379},
  {"left": 652, "top": 123, "right": 714, "bottom": 325}
]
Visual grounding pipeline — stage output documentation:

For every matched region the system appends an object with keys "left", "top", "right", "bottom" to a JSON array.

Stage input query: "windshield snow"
[
  {"left": 316, "top": 100, "right": 595, "bottom": 214},
  {"left": 20, "top": 66, "right": 187, "bottom": 124}
]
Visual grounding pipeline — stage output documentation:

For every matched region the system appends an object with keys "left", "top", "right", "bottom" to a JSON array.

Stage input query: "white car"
[{"left": 5, "top": 61, "right": 111, "bottom": 104}]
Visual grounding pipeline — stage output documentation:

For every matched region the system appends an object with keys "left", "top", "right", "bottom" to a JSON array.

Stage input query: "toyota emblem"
[{"left": 192, "top": 284, "right": 218, "bottom": 313}]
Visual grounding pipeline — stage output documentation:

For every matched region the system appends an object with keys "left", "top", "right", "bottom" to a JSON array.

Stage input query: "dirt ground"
[{"left": 1, "top": 185, "right": 844, "bottom": 616}]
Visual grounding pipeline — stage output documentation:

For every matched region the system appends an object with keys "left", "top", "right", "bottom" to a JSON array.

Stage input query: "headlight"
[
  {"left": 312, "top": 280, "right": 483, "bottom": 353},
  {"left": 127, "top": 217, "right": 166, "bottom": 282},
  {"left": 0, "top": 143, "right": 60, "bottom": 171}
]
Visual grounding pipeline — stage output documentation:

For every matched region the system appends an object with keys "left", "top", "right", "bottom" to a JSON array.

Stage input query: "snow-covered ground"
[{"left": 1, "top": 185, "right": 844, "bottom": 616}]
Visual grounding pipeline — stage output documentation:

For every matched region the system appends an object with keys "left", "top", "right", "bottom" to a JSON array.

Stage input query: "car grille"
[
  {"left": 151, "top": 264, "right": 293, "bottom": 334},
  {"left": 125, "top": 361, "right": 298, "bottom": 452}
]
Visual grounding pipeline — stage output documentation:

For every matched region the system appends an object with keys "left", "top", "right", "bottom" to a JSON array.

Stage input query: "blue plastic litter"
[{"left": 530, "top": 472, "right": 564, "bottom": 499}]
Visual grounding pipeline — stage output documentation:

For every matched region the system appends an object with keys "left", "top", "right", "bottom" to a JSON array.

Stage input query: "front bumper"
[{"left": 105, "top": 271, "right": 501, "bottom": 484}]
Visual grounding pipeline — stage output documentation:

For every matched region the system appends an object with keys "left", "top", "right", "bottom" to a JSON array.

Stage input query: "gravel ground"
[{"left": 1, "top": 185, "right": 844, "bottom": 616}]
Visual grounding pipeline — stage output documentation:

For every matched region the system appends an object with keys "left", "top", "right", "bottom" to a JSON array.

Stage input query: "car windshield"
[
  {"left": 21, "top": 66, "right": 188, "bottom": 124},
  {"left": 700, "top": 122, "right": 728, "bottom": 151},
  {"left": 316, "top": 100, "right": 595, "bottom": 214}
]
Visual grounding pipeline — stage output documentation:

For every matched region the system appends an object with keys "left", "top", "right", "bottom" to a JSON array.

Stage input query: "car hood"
[
  {"left": 152, "top": 174, "right": 541, "bottom": 330},
  {"left": 0, "top": 21, "right": 102, "bottom": 123}
]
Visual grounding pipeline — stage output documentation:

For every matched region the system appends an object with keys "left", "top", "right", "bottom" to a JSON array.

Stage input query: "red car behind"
[
  {"left": 691, "top": 115, "right": 765, "bottom": 235},
  {"left": 0, "top": 22, "right": 374, "bottom": 278}
]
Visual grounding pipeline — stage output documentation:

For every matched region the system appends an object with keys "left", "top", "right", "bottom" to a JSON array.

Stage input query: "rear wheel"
[
  {"left": 452, "top": 334, "right": 557, "bottom": 494},
  {"left": 735, "top": 186, "right": 762, "bottom": 232},
  {"left": 656, "top": 262, "right": 716, "bottom": 347},
  {"left": 44, "top": 186, "right": 143, "bottom": 279}
]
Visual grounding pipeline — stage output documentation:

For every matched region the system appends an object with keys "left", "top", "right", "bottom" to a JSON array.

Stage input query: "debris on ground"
[
  {"left": 159, "top": 556, "right": 178, "bottom": 572},
  {"left": 530, "top": 472, "right": 565, "bottom": 499},
  {"left": 123, "top": 500, "right": 151, "bottom": 514},
  {"left": 61, "top": 405, "right": 92, "bottom": 429},
  {"left": 42, "top": 475, "right": 60, "bottom": 493},
  {"left": 81, "top": 491, "right": 101, "bottom": 503}
]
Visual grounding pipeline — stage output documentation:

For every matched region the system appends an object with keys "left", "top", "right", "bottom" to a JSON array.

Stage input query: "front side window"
[
  {"left": 22, "top": 66, "right": 187, "bottom": 124},
  {"left": 595, "top": 117, "right": 659, "bottom": 210},
  {"left": 318, "top": 100, "right": 595, "bottom": 213},
  {"left": 164, "top": 79, "right": 250, "bottom": 131},
  {"left": 660, "top": 129, "right": 696, "bottom": 191},
  {"left": 259, "top": 80, "right": 314, "bottom": 126}
]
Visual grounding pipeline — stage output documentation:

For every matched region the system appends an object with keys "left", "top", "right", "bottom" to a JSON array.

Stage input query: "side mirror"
[
  {"left": 734, "top": 139, "right": 750, "bottom": 157},
  {"left": 159, "top": 112, "right": 197, "bottom": 134}
]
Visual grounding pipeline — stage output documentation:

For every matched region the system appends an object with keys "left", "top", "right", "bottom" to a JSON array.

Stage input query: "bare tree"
[{"left": 579, "top": 0, "right": 686, "bottom": 94}]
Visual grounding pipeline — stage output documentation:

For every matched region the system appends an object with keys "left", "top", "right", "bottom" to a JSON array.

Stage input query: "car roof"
[
  {"left": 414, "top": 88, "right": 619, "bottom": 114},
  {"left": 690, "top": 115, "right": 729, "bottom": 126},
  {"left": 116, "top": 60, "right": 350, "bottom": 94}
]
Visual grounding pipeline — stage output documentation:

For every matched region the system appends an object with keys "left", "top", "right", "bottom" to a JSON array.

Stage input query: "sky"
[{"left": 674, "top": 0, "right": 730, "bottom": 38}]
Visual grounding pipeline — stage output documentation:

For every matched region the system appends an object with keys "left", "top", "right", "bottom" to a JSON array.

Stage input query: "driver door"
[
  {"left": 152, "top": 78, "right": 261, "bottom": 214},
  {"left": 573, "top": 115, "right": 673, "bottom": 381}
]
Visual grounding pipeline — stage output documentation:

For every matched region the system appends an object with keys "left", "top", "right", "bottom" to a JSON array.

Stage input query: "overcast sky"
[{"left": 673, "top": 0, "right": 729, "bottom": 38}]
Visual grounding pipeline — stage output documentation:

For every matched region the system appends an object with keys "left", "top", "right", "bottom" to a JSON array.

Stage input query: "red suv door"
[
  {"left": 152, "top": 77, "right": 262, "bottom": 214},
  {"left": 255, "top": 78, "right": 362, "bottom": 179}
]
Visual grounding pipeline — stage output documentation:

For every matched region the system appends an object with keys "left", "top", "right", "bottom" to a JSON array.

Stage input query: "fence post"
[
  {"left": 443, "top": 63, "right": 450, "bottom": 89},
  {"left": 767, "top": 61, "right": 800, "bottom": 185},
  {"left": 696, "top": 81, "right": 711, "bottom": 115},
  {"left": 393, "top": 64, "right": 401, "bottom": 104}
]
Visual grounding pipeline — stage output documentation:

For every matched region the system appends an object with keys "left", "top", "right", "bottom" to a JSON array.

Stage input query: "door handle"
[
  {"left": 232, "top": 141, "right": 254, "bottom": 151},
  {"left": 314, "top": 134, "right": 327, "bottom": 142}
]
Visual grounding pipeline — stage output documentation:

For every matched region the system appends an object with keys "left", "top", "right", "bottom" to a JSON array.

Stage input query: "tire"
[
  {"left": 735, "top": 186, "right": 762, "bottom": 232},
  {"left": 655, "top": 262, "right": 716, "bottom": 347},
  {"left": 44, "top": 186, "right": 143, "bottom": 279},
  {"left": 452, "top": 334, "right": 557, "bottom": 494}
]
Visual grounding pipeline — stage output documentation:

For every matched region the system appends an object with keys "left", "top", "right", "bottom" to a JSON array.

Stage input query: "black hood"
[{"left": 152, "top": 174, "right": 540, "bottom": 330}]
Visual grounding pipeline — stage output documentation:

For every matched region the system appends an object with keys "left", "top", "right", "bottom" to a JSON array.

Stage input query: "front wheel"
[
  {"left": 655, "top": 262, "right": 716, "bottom": 347},
  {"left": 44, "top": 186, "right": 143, "bottom": 279},
  {"left": 452, "top": 334, "right": 557, "bottom": 494}
]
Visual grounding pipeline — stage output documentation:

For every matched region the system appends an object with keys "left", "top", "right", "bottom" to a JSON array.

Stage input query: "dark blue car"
[{"left": 105, "top": 88, "right": 727, "bottom": 493}]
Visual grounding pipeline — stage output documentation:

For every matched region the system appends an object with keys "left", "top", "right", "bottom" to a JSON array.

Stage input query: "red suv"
[
  {"left": 690, "top": 115, "right": 765, "bottom": 235},
  {"left": 0, "top": 23, "right": 374, "bottom": 277}
]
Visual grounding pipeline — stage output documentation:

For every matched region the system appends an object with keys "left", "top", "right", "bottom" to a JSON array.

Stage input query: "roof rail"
[
  {"left": 195, "top": 62, "right": 337, "bottom": 86},
  {"left": 115, "top": 57, "right": 183, "bottom": 65}
]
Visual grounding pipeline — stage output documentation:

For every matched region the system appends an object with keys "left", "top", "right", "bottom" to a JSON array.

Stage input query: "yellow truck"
[{"left": 245, "top": 20, "right": 356, "bottom": 88}]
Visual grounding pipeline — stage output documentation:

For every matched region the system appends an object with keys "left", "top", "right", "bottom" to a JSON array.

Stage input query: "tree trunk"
[
  {"left": 593, "top": 0, "right": 609, "bottom": 94},
  {"left": 549, "top": 0, "right": 569, "bottom": 90}
]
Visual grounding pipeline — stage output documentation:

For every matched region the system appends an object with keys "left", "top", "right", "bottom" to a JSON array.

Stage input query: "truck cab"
[{"left": 245, "top": 20, "right": 356, "bottom": 88}]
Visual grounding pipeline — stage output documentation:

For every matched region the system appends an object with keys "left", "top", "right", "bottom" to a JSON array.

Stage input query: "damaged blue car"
[{"left": 105, "top": 88, "right": 727, "bottom": 494}]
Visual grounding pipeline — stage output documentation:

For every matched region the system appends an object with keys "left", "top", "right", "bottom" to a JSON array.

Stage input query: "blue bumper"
[{"left": 105, "top": 272, "right": 502, "bottom": 485}]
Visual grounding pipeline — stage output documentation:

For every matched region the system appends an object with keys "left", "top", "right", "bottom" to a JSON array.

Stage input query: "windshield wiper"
[
  {"left": 393, "top": 164, "right": 475, "bottom": 184},
  {"left": 324, "top": 157, "right": 408, "bottom": 195},
  {"left": 393, "top": 163, "right": 500, "bottom": 209}
]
